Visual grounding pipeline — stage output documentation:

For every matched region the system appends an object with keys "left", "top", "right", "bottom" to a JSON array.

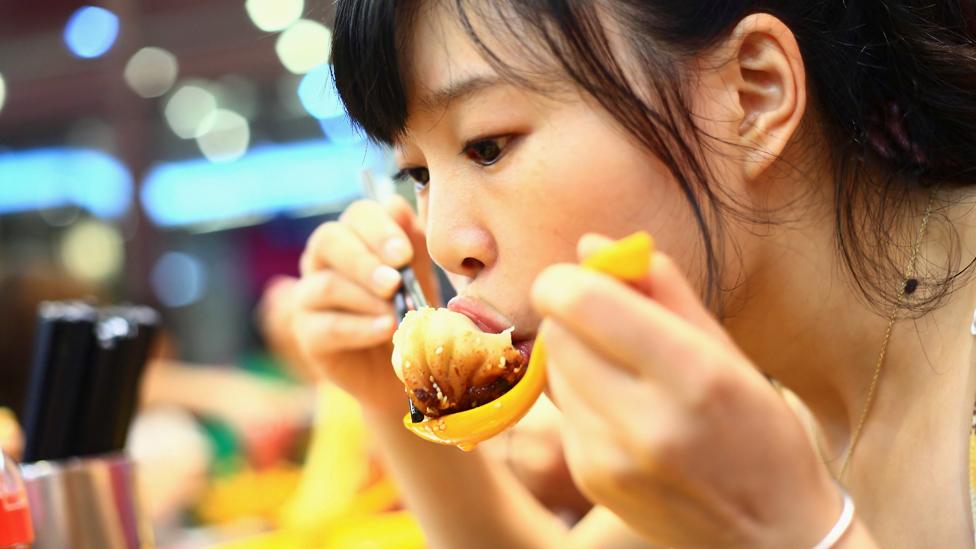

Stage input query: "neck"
[{"left": 723, "top": 187, "right": 976, "bottom": 477}]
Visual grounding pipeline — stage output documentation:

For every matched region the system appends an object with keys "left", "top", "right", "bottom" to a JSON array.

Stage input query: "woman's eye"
[
  {"left": 395, "top": 167, "right": 430, "bottom": 190},
  {"left": 463, "top": 136, "right": 510, "bottom": 166}
]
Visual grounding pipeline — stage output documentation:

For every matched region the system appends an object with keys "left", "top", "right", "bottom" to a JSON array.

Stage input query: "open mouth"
[{"left": 514, "top": 338, "right": 535, "bottom": 365}]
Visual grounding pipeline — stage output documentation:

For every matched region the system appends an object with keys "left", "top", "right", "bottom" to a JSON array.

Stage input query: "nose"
[{"left": 424, "top": 184, "right": 497, "bottom": 281}]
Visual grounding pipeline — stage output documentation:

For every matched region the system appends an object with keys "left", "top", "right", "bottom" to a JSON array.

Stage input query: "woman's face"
[{"left": 395, "top": 6, "right": 708, "bottom": 343}]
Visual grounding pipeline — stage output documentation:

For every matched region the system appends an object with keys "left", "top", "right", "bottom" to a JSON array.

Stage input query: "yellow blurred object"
[
  {"left": 212, "top": 383, "right": 425, "bottom": 549},
  {"left": 0, "top": 407, "right": 23, "bottom": 459},
  {"left": 322, "top": 511, "right": 425, "bottom": 549},
  {"left": 197, "top": 464, "right": 302, "bottom": 525},
  {"left": 217, "top": 511, "right": 424, "bottom": 549},
  {"left": 579, "top": 231, "right": 654, "bottom": 279},
  {"left": 279, "top": 384, "right": 376, "bottom": 530},
  {"left": 403, "top": 231, "right": 655, "bottom": 451}
]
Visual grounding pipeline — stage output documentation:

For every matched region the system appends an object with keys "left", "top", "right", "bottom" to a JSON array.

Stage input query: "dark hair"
[{"left": 331, "top": 0, "right": 976, "bottom": 316}]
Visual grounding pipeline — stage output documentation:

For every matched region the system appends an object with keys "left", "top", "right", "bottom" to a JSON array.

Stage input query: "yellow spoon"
[{"left": 402, "top": 231, "right": 655, "bottom": 451}]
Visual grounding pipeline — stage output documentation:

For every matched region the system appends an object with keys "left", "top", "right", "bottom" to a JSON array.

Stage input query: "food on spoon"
[{"left": 391, "top": 307, "right": 527, "bottom": 418}]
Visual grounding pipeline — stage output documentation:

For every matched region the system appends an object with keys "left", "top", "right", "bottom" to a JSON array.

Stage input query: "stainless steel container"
[{"left": 21, "top": 454, "right": 152, "bottom": 549}]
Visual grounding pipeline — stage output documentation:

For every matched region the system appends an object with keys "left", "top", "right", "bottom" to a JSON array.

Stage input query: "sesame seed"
[
  {"left": 499, "top": 357, "right": 506, "bottom": 368},
  {"left": 435, "top": 346, "right": 444, "bottom": 355}
]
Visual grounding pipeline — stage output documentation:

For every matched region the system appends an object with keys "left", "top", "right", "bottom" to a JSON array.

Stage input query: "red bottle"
[{"left": 0, "top": 451, "right": 32, "bottom": 549}]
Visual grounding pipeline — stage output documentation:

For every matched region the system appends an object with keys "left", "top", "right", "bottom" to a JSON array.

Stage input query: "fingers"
[
  {"left": 577, "top": 233, "right": 730, "bottom": 345},
  {"left": 341, "top": 199, "right": 414, "bottom": 266},
  {"left": 642, "top": 254, "right": 732, "bottom": 346},
  {"left": 294, "top": 310, "right": 395, "bottom": 358},
  {"left": 300, "top": 219, "right": 402, "bottom": 298},
  {"left": 543, "top": 321, "right": 666, "bottom": 424},
  {"left": 577, "top": 233, "right": 613, "bottom": 261},
  {"left": 532, "top": 263, "right": 718, "bottom": 384},
  {"left": 384, "top": 194, "right": 441, "bottom": 304},
  {"left": 295, "top": 270, "right": 392, "bottom": 316}
]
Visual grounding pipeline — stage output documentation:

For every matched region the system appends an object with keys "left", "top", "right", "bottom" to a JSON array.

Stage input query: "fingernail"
[
  {"left": 372, "top": 265, "right": 401, "bottom": 293},
  {"left": 382, "top": 238, "right": 411, "bottom": 265},
  {"left": 373, "top": 315, "right": 394, "bottom": 332}
]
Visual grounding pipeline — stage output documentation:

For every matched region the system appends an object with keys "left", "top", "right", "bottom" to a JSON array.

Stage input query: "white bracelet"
[{"left": 810, "top": 489, "right": 855, "bottom": 549}]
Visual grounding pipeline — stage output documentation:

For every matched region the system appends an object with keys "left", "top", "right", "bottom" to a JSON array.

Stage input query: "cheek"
[{"left": 499, "top": 120, "right": 703, "bottom": 274}]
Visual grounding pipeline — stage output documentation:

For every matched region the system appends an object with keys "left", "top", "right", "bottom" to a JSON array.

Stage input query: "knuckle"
[
  {"left": 574, "top": 460, "right": 614, "bottom": 502},
  {"left": 298, "top": 250, "right": 313, "bottom": 275},
  {"left": 304, "top": 222, "right": 342, "bottom": 261},
  {"left": 314, "top": 270, "right": 336, "bottom": 296},
  {"left": 570, "top": 283, "right": 601, "bottom": 317},
  {"left": 620, "top": 420, "right": 666, "bottom": 474},
  {"left": 293, "top": 315, "right": 319, "bottom": 356},
  {"left": 296, "top": 313, "right": 338, "bottom": 351},
  {"left": 550, "top": 271, "right": 599, "bottom": 316},
  {"left": 574, "top": 447, "right": 636, "bottom": 504},
  {"left": 339, "top": 199, "right": 375, "bottom": 223},
  {"left": 315, "top": 220, "right": 343, "bottom": 241},
  {"left": 688, "top": 363, "right": 736, "bottom": 413},
  {"left": 635, "top": 427, "right": 680, "bottom": 476}
]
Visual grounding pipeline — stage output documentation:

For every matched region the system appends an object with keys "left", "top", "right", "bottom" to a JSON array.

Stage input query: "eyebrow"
[{"left": 418, "top": 75, "right": 504, "bottom": 112}]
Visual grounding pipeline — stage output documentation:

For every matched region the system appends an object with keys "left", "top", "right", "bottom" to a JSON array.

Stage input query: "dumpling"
[{"left": 392, "top": 307, "right": 527, "bottom": 418}]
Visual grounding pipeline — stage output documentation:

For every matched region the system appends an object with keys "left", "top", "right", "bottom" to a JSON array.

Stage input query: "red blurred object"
[
  {"left": 0, "top": 452, "right": 33, "bottom": 548},
  {"left": 247, "top": 421, "right": 299, "bottom": 470}
]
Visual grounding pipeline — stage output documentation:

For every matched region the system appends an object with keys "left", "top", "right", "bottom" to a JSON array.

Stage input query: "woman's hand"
[
  {"left": 294, "top": 196, "right": 439, "bottom": 415},
  {"left": 531, "top": 234, "right": 844, "bottom": 548}
]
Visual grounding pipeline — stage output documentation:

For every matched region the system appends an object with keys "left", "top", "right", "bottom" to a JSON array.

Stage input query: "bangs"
[{"left": 331, "top": 0, "right": 418, "bottom": 145}]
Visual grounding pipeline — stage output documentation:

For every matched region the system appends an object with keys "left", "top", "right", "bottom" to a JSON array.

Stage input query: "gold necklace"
[{"left": 836, "top": 190, "right": 936, "bottom": 481}]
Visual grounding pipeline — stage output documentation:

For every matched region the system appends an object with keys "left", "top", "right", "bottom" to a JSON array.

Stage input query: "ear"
[{"left": 721, "top": 13, "right": 807, "bottom": 181}]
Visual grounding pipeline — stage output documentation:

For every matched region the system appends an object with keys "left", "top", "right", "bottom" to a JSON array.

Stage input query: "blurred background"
[
  {"left": 0, "top": 2, "right": 591, "bottom": 547},
  {"left": 0, "top": 1, "right": 408, "bottom": 547},
  {"left": 0, "top": 0, "right": 389, "bottom": 368}
]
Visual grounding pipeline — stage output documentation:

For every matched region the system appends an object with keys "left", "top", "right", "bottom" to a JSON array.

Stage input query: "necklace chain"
[{"left": 837, "top": 191, "right": 936, "bottom": 481}]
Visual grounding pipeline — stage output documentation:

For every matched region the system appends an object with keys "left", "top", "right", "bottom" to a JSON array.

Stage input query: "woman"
[{"left": 295, "top": 1, "right": 976, "bottom": 547}]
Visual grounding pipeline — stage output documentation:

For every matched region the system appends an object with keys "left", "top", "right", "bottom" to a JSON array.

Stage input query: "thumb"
[
  {"left": 383, "top": 194, "right": 441, "bottom": 306},
  {"left": 577, "top": 233, "right": 731, "bottom": 346}
]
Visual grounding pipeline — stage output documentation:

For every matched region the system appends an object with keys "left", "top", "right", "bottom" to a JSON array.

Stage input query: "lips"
[
  {"left": 447, "top": 296, "right": 536, "bottom": 362},
  {"left": 447, "top": 296, "right": 513, "bottom": 334}
]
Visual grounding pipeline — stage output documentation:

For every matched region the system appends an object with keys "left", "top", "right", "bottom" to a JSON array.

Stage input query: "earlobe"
[{"left": 730, "top": 14, "right": 807, "bottom": 181}]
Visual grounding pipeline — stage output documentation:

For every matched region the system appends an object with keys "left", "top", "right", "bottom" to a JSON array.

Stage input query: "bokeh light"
[
  {"left": 64, "top": 6, "right": 120, "bottom": 59},
  {"left": 214, "top": 75, "right": 259, "bottom": 120},
  {"left": 0, "top": 147, "right": 132, "bottom": 218},
  {"left": 275, "top": 20, "right": 331, "bottom": 74},
  {"left": 141, "top": 140, "right": 386, "bottom": 227},
  {"left": 151, "top": 252, "right": 207, "bottom": 308},
  {"left": 60, "top": 219, "right": 125, "bottom": 283},
  {"left": 164, "top": 83, "right": 218, "bottom": 139},
  {"left": 195, "top": 109, "right": 250, "bottom": 163},
  {"left": 297, "top": 64, "right": 345, "bottom": 119},
  {"left": 319, "top": 115, "right": 364, "bottom": 144},
  {"left": 245, "top": 0, "right": 304, "bottom": 32},
  {"left": 0, "top": 72, "right": 6, "bottom": 115},
  {"left": 124, "top": 47, "right": 179, "bottom": 98}
]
